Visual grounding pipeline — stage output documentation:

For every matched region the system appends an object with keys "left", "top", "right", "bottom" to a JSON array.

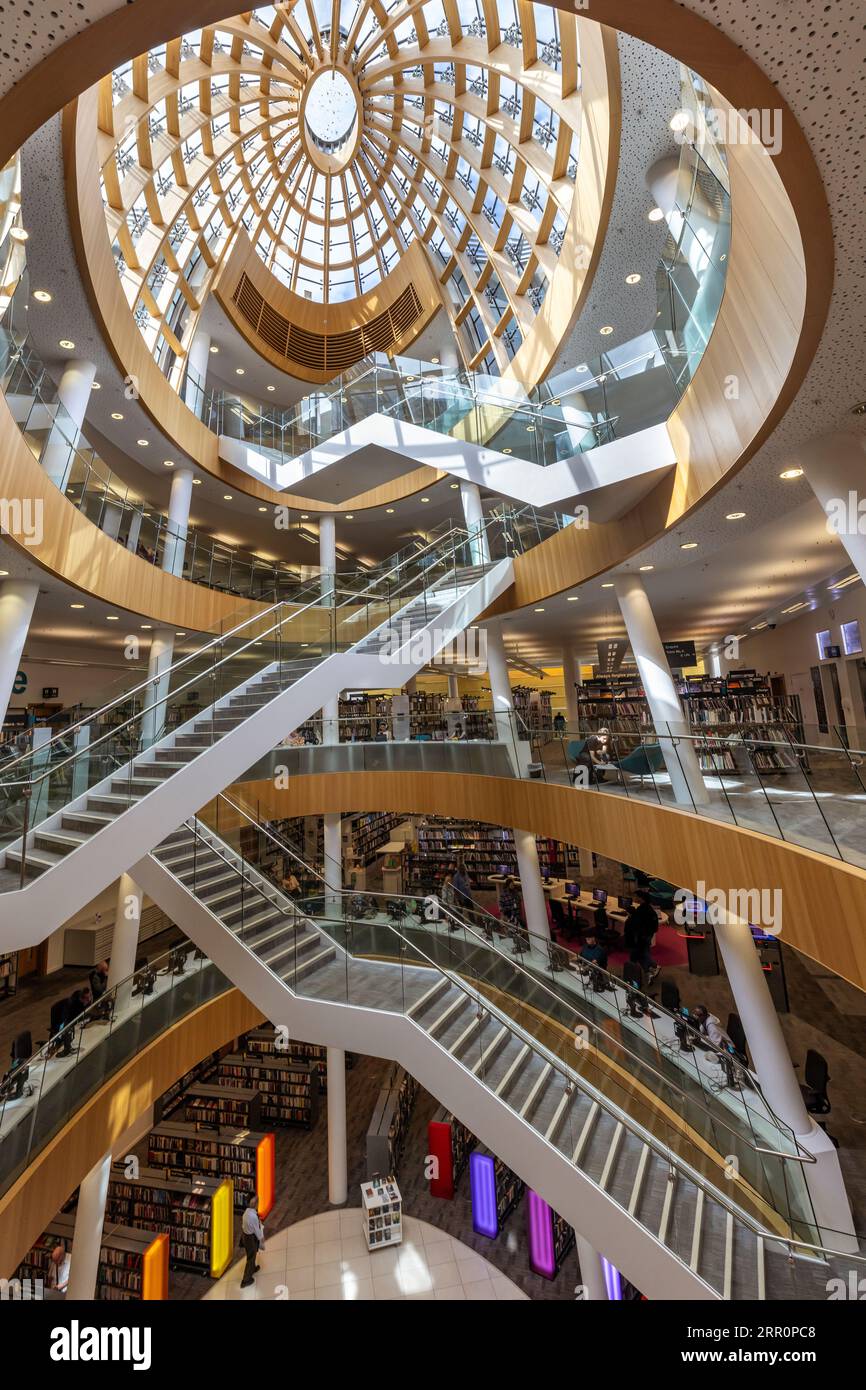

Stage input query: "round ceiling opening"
[{"left": 304, "top": 68, "right": 358, "bottom": 154}]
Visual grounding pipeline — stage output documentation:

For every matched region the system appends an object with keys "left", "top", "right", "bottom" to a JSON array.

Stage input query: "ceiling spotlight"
[
  {"left": 266, "top": 385, "right": 276, "bottom": 392},
  {"left": 449, "top": 482, "right": 459, "bottom": 489},
  {"left": 163, "top": 459, "right": 175, "bottom": 467},
  {"left": 105, "top": 615, "right": 119, "bottom": 621},
  {"left": 599, "top": 326, "right": 614, "bottom": 336},
  {"left": 140, "top": 623, "right": 153, "bottom": 630},
  {"left": 726, "top": 511, "right": 746, "bottom": 520},
  {"left": 669, "top": 110, "right": 691, "bottom": 133},
  {"left": 420, "top": 497, "right": 430, "bottom": 503},
  {"left": 209, "top": 345, "right": 219, "bottom": 354},
  {"left": 639, "top": 564, "right": 654, "bottom": 571},
  {"left": 111, "top": 412, "right": 124, "bottom": 420},
  {"left": 59, "top": 339, "right": 75, "bottom": 350},
  {"left": 345, "top": 512, "right": 355, "bottom": 518},
  {"left": 680, "top": 541, "right": 698, "bottom": 550},
  {"left": 136, "top": 439, "right": 149, "bottom": 447},
  {"left": 192, "top": 478, "right": 202, "bottom": 485},
  {"left": 625, "top": 273, "right": 641, "bottom": 285},
  {"left": 0, "top": 570, "right": 7, "bottom": 577},
  {"left": 70, "top": 602, "right": 85, "bottom": 609},
  {"left": 431, "top": 357, "right": 440, "bottom": 365},
  {"left": 176, "top": 630, "right": 187, "bottom": 636},
  {"left": 534, "top": 607, "right": 545, "bottom": 613},
  {"left": 503, "top": 447, "right": 512, "bottom": 454},
  {"left": 300, "top": 514, "right": 309, "bottom": 519},
  {"left": 258, "top": 506, "right": 267, "bottom": 512},
  {"left": 779, "top": 468, "right": 803, "bottom": 480},
  {"left": 567, "top": 596, "right": 578, "bottom": 602},
  {"left": 91, "top": 382, "right": 101, "bottom": 390},
  {"left": 33, "top": 289, "right": 52, "bottom": 302},
  {"left": 386, "top": 508, "right": 395, "bottom": 514},
  {"left": 223, "top": 493, "right": 233, "bottom": 500},
  {"left": 235, "top": 367, "right": 245, "bottom": 375},
  {"left": 10, "top": 226, "right": 28, "bottom": 243},
  {"left": 601, "top": 582, "right": 614, "bottom": 589},
  {"left": 648, "top": 207, "right": 665, "bottom": 222}
]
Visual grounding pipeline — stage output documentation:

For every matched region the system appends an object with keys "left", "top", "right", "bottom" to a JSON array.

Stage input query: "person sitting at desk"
[
  {"left": 89, "top": 960, "right": 109, "bottom": 1002},
  {"left": 448, "top": 722, "right": 467, "bottom": 741},
  {"left": 499, "top": 876, "right": 520, "bottom": 927},
  {"left": 66, "top": 985, "right": 93, "bottom": 1025},
  {"left": 692, "top": 1005, "right": 737, "bottom": 1053},
  {"left": 580, "top": 932, "right": 608, "bottom": 969},
  {"left": 374, "top": 722, "right": 391, "bottom": 742},
  {"left": 553, "top": 711, "right": 566, "bottom": 735}
]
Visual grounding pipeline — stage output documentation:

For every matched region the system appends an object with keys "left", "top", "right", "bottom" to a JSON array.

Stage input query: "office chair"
[
  {"left": 10, "top": 1030, "right": 31, "bottom": 1065},
  {"left": 727, "top": 1013, "right": 748, "bottom": 1060},
  {"left": 0, "top": 1030, "right": 34, "bottom": 1101},
  {"left": 800, "top": 1049, "right": 831, "bottom": 1115},
  {"left": 49, "top": 998, "right": 73, "bottom": 1056},
  {"left": 622, "top": 960, "right": 644, "bottom": 992},
  {"left": 660, "top": 980, "right": 680, "bottom": 1013},
  {"left": 548, "top": 898, "right": 567, "bottom": 938}
]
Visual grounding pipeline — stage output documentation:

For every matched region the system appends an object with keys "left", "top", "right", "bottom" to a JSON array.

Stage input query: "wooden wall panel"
[
  {"left": 0, "top": 989, "right": 263, "bottom": 1277},
  {"left": 237, "top": 771, "right": 866, "bottom": 993}
]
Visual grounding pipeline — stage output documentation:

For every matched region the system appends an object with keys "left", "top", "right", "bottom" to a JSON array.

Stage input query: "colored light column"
[
  {"left": 469, "top": 1152, "right": 498, "bottom": 1238},
  {"left": 602, "top": 1256, "right": 623, "bottom": 1300},
  {"left": 256, "top": 1132, "right": 275, "bottom": 1218},
  {"left": 428, "top": 1120, "right": 455, "bottom": 1199},
  {"left": 526, "top": 1190, "right": 556, "bottom": 1279},
  {"left": 141, "top": 1233, "right": 169, "bottom": 1300},
  {"left": 211, "top": 1178, "right": 235, "bottom": 1278}
]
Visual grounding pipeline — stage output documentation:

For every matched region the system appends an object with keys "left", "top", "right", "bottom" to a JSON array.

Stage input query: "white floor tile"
[
  {"left": 372, "top": 1273, "right": 404, "bottom": 1299},
  {"left": 283, "top": 1265, "right": 316, "bottom": 1294},
  {"left": 314, "top": 1259, "right": 343, "bottom": 1286},
  {"left": 427, "top": 1261, "right": 461, "bottom": 1290},
  {"left": 285, "top": 1244, "right": 315, "bottom": 1270},
  {"left": 457, "top": 1255, "right": 491, "bottom": 1284},
  {"left": 314, "top": 1239, "right": 343, "bottom": 1264},
  {"left": 464, "top": 1279, "right": 496, "bottom": 1300},
  {"left": 434, "top": 1286, "right": 466, "bottom": 1300}
]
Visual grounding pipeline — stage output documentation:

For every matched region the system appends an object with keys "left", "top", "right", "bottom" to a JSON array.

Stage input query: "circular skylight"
[{"left": 304, "top": 69, "right": 358, "bottom": 151}]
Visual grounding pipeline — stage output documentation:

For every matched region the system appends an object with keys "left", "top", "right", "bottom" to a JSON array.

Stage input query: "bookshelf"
[
  {"left": 218, "top": 1052, "right": 319, "bottom": 1128},
  {"left": 182, "top": 1083, "right": 263, "bottom": 1130},
  {"left": 239, "top": 1025, "right": 355, "bottom": 1094},
  {"left": 427, "top": 1107, "right": 477, "bottom": 1199},
  {"left": 526, "top": 1190, "right": 575, "bottom": 1279},
  {"left": 361, "top": 1176, "right": 403, "bottom": 1250},
  {"left": 469, "top": 1150, "right": 525, "bottom": 1237},
  {"left": 0, "top": 951, "right": 17, "bottom": 999},
  {"left": 104, "top": 1165, "right": 234, "bottom": 1278},
  {"left": 17, "top": 1213, "right": 169, "bottom": 1300},
  {"left": 148, "top": 1121, "right": 275, "bottom": 1216},
  {"left": 366, "top": 1065, "right": 419, "bottom": 1178},
  {"left": 156, "top": 1050, "right": 221, "bottom": 1121},
  {"left": 405, "top": 818, "right": 577, "bottom": 891}
]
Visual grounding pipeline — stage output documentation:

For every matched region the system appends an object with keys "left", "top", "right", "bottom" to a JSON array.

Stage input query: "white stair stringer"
[
  {"left": 134, "top": 840, "right": 725, "bottom": 1303},
  {"left": 0, "top": 557, "right": 513, "bottom": 946}
]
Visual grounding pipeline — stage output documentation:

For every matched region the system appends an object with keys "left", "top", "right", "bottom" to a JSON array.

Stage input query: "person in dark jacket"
[
  {"left": 624, "top": 890, "right": 659, "bottom": 981},
  {"left": 580, "top": 932, "right": 608, "bottom": 969}
]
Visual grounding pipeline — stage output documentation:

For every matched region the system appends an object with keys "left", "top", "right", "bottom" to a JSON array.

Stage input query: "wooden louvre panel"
[{"left": 231, "top": 273, "right": 423, "bottom": 375}]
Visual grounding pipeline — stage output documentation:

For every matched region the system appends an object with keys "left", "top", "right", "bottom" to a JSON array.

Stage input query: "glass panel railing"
[{"left": 0, "top": 937, "right": 227, "bottom": 1200}]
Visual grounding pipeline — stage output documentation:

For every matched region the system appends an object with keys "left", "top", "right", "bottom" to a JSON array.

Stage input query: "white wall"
[{"left": 11, "top": 640, "right": 145, "bottom": 718}]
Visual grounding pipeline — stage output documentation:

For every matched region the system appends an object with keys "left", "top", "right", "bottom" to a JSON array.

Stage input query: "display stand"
[{"left": 361, "top": 1176, "right": 403, "bottom": 1250}]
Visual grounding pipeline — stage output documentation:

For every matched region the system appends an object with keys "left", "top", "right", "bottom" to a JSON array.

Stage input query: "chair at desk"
[
  {"left": 622, "top": 960, "right": 644, "bottom": 993},
  {"left": 49, "top": 998, "right": 73, "bottom": 1057},
  {"left": 799, "top": 1049, "right": 831, "bottom": 1116},
  {"left": 1, "top": 1030, "right": 34, "bottom": 1100},
  {"left": 660, "top": 980, "right": 680, "bottom": 1013},
  {"left": 548, "top": 897, "right": 568, "bottom": 938},
  {"left": 727, "top": 1013, "right": 748, "bottom": 1060}
]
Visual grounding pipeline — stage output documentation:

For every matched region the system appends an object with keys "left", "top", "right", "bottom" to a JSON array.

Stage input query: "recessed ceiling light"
[
  {"left": 431, "top": 357, "right": 440, "bottom": 365},
  {"left": 639, "top": 564, "right": 654, "bottom": 571},
  {"left": 137, "top": 439, "right": 148, "bottom": 447},
  {"left": 59, "top": 339, "right": 75, "bottom": 350},
  {"left": 70, "top": 603, "right": 85, "bottom": 609},
  {"left": 175, "top": 631, "right": 187, "bottom": 636},
  {"left": 779, "top": 467, "right": 803, "bottom": 480},
  {"left": 345, "top": 513, "right": 355, "bottom": 518},
  {"left": 386, "top": 508, "right": 395, "bottom": 514},
  {"left": 223, "top": 493, "right": 233, "bottom": 500},
  {"left": 140, "top": 623, "right": 153, "bottom": 629},
  {"left": 669, "top": 110, "right": 691, "bottom": 133},
  {"left": 192, "top": 478, "right": 202, "bottom": 485},
  {"left": 258, "top": 506, "right": 267, "bottom": 512},
  {"left": 648, "top": 207, "right": 665, "bottom": 222},
  {"left": 680, "top": 541, "right": 698, "bottom": 550},
  {"left": 10, "top": 226, "right": 28, "bottom": 243},
  {"left": 91, "top": 382, "right": 101, "bottom": 390},
  {"left": 599, "top": 326, "right": 614, "bottom": 335},
  {"left": 576, "top": 365, "right": 588, "bottom": 373},
  {"left": 420, "top": 498, "right": 430, "bottom": 503},
  {"left": 567, "top": 596, "right": 578, "bottom": 602},
  {"left": 33, "top": 289, "right": 52, "bottom": 302},
  {"left": 503, "top": 447, "right": 512, "bottom": 454},
  {"left": 726, "top": 511, "right": 746, "bottom": 520},
  {"left": 601, "top": 582, "right": 614, "bottom": 588},
  {"left": 301, "top": 514, "right": 309, "bottom": 519},
  {"left": 625, "top": 273, "right": 641, "bottom": 284},
  {"left": 534, "top": 607, "right": 545, "bottom": 613},
  {"left": 0, "top": 570, "right": 8, "bottom": 576},
  {"left": 235, "top": 367, "right": 245, "bottom": 375},
  {"left": 111, "top": 412, "right": 124, "bottom": 420},
  {"left": 163, "top": 459, "right": 175, "bottom": 467},
  {"left": 105, "top": 615, "right": 119, "bottom": 621},
  {"left": 266, "top": 385, "right": 276, "bottom": 391},
  {"left": 449, "top": 482, "right": 459, "bottom": 489},
  {"left": 209, "top": 345, "right": 219, "bottom": 354}
]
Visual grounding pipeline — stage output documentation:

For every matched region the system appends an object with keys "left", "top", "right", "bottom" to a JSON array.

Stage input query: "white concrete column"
[
  {"left": 711, "top": 908, "right": 856, "bottom": 1250},
  {"left": 613, "top": 574, "right": 709, "bottom": 806},
  {"left": 576, "top": 1235, "right": 610, "bottom": 1300},
  {"left": 66, "top": 1151, "right": 112, "bottom": 1300},
  {"left": 327, "top": 1047, "right": 348, "bottom": 1206},
  {"left": 0, "top": 579, "right": 38, "bottom": 728},
  {"left": 140, "top": 627, "right": 175, "bottom": 750},
  {"left": 319, "top": 514, "right": 336, "bottom": 601},
  {"left": 42, "top": 358, "right": 97, "bottom": 491},
  {"left": 109, "top": 872, "right": 144, "bottom": 1013},
  {"left": 161, "top": 465, "right": 194, "bottom": 577},
  {"left": 795, "top": 433, "right": 866, "bottom": 584},
  {"left": 578, "top": 847, "right": 595, "bottom": 880},
  {"left": 323, "top": 812, "right": 342, "bottom": 917},
  {"left": 562, "top": 649, "right": 580, "bottom": 729},
  {"left": 322, "top": 694, "right": 339, "bottom": 747},
  {"left": 513, "top": 828, "right": 550, "bottom": 943},
  {"left": 184, "top": 329, "right": 211, "bottom": 418},
  {"left": 459, "top": 480, "right": 491, "bottom": 565},
  {"left": 125, "top": 509, "right": 142, "bottom": 555},
  {"left": 447, "top": 675, "right": 460, "bottom": 699},
  {"left": 484, "top": 620, "right": 527, "bottom": 773}
]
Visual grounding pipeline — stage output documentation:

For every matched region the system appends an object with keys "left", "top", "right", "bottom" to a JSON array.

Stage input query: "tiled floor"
[{"left": 201, "top": 1210, "right": 528, "bottom": 1301}]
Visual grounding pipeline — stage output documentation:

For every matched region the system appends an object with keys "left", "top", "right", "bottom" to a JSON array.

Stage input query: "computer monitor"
[
  {"left": 541, "top": 865, "right": 550, "bottom": 881},
  {"left": 497, "top": 864, "right": 510, "bottom": 876},
  {"left": 592, "top": 889, "right": 608, "bottom": 906},
  {"left": 567, "top": 882, "right": 580, "bottom": 898}
]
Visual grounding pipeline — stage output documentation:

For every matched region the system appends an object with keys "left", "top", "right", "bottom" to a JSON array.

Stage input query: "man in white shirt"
[
  {"left": 48, "top": 1244, "right": 71, "bottom": 1295},
  {"left": 693, "top": 1005, "right": 734, "bottom": 1050},
  {"left": 240, "top": 1195, "right": 264, "bottom": 1288}
]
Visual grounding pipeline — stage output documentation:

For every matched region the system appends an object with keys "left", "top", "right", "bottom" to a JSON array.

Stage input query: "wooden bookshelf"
[
  {"left": 366, "top": 1065, "right": 418, "bottom": 1179},
  {"left": 405, "top": 818, "right": 576, "bottom": 890},
  {"left": 156, "top": 1049, "right": 221, "bottom": 1121},
  {"left": 104, "top": 1165, "right": 234, "bottom": 1278},
  {"left": 239, "top": 1025, "right": 355, "bottom": 1094},
  {"left": 182, "top": 1083, "right": 263, "bottom": 1130},
  {"left": 218, "top": 1052, "right": 319, "bottom": 1128},
  {"left": 148, "top": 1121, "right": 275, "bottom": 1216},
  {"left": 17, "top": 1212, "right": 169, "bottom": 1300}
]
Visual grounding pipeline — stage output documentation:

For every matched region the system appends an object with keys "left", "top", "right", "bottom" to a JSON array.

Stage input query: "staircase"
[
  {"left": 0, "top": 542, "right": 514, "bottom": 944},
  {"left": 134, "top": 816, "right": 845, "bottom": 1303}
]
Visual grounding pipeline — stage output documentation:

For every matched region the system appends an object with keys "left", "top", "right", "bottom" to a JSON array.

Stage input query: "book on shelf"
[
  {"left": 148, "top": 1120, "right": 275, "bottom": 1216},
  {"left": 17, "top": 1212, "right": 169, "bottom": 1300},
  {"left": 361, "top": 1176, "right": 403, "bottom": 1250},
  {"left": 366, "top": 1065, "right": 419, "bottom": 1179},
  {"left": 238, "top": 1025, "right": 354, "bottom": 1092},
  {"left": 218, "top": 1052, "right": 319, "bottom": 1128},
  {"left": 104, "top": 1165, "right": 234, "bottom": 1278}
]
